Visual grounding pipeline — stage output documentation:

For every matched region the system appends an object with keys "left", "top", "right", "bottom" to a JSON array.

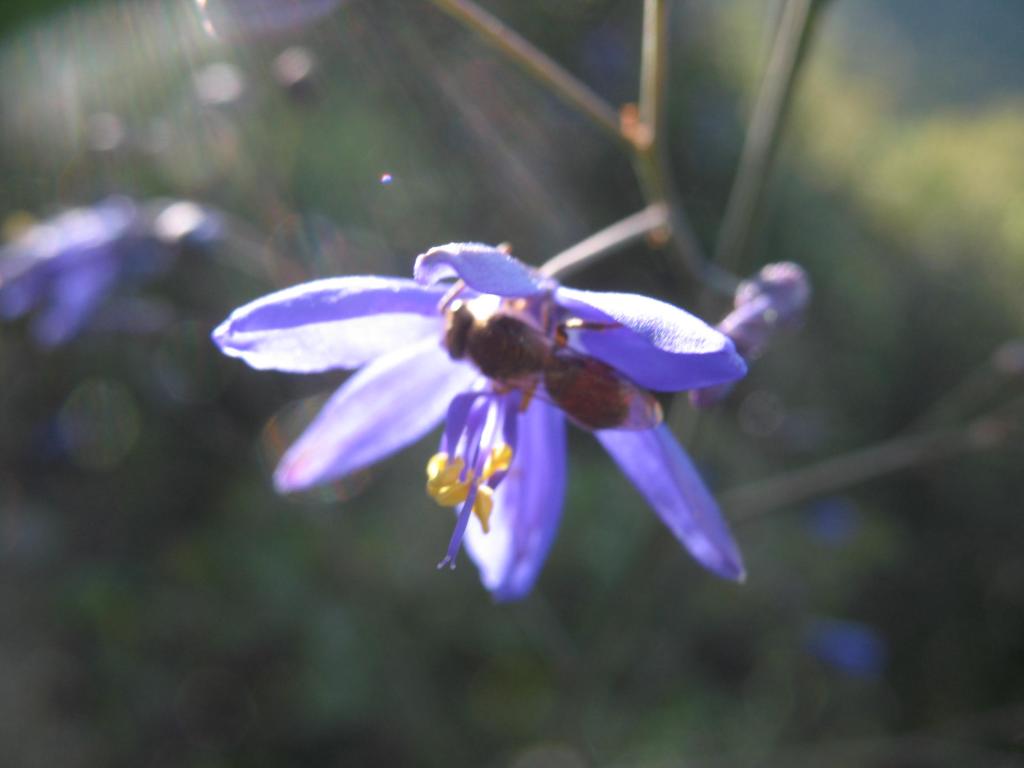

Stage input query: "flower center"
[
  {"left": 425, "top": 443, "right": 512, "bottom": 533},
  {"left": 427, "top": 390, "right": 520, "bottom": 569}
]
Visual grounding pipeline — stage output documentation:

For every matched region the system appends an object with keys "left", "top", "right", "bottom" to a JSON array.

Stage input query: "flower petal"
[
  {"left": 0, "top": 262, "right": 45, "bottom": 318},
  {"left": 596, "top": 425, "right": 745, "bottom": 581},
  {"left": 464, "top": 399, "right": 567, "bottom": 601},
  {"left": 33, "top": 256, "right": 120, "bottom": 346},
  {"left": 555, "top": 287, "right": 747, "bottom": 391},
  {"left": 414, "top": 243, "right": 548, "bottom": 297},
  {"left": 212, "top": 276, "right": 446, "bottom": 372},
  {"left": 274, "top": 338, "right": 478, "bottom": 491}
]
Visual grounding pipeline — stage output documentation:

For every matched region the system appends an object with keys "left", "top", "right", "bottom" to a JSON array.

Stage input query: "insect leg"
[
  {"left": 436, "top": 279, "right": 466, "bottom": 313},
  {"left": 518, "top": 378, "right": 539, "bottom": 412},
  {"left": 554, "top": 318, "right": 621, "bottom": 347}
]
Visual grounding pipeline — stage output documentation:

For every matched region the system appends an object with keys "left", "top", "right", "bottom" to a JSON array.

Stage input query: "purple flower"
[
  {"left": 691, "top": 261, "right": 810, "bottom": 408},
  {"left": 212, "top": 243, "right": 749, "bottom": 600},
  {"left": 0, "top": 198, "right": 220, "bottom": 347}
]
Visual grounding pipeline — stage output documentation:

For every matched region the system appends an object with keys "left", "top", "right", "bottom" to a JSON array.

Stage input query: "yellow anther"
[
  {"left": 426, "top": 452, "right": 464, "bottom": 485},
  {"left": 482, "top": 444, "right": 513, "bottom": 480},
  {"left": 426, "top": 451, "right": 475, "bottom": 506},
  {"left": 424, "top": 451, "right": 498, "bottom": 535},
  {"left": 425, "top": 451, "right": 447, "bottom": 480},
  {"left": 429, "top": 481, "right": 470, "bottom": 506},
  {"left": 473, "top": 486, "right": 494, "bottom": 533}
]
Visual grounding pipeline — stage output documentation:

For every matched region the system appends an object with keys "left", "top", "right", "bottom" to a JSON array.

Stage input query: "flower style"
[
  {"left": 0, "top": 197, "right": 221, "bottom": 347},
  {"left": 212, "top": 243, "right": 749, "bottom": 600}
]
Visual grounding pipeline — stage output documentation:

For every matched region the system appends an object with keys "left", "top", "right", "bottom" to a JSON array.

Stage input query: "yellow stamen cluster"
[
  {"left": 482, "top": 443, "right": 513, "bottom": 479},
  {"left": 425, "top": 445, "right": 512, "bottom": 534}
]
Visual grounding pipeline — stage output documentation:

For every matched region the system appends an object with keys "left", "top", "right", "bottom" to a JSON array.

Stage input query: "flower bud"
[
  {"left": 723, "top": 261, "right": 811, "bottom": 359},
  {"left": 691, "top": 262, "right": 810, "bottom": 408}
]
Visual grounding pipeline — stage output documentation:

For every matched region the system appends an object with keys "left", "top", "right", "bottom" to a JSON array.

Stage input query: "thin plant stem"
[
  {"left": 430, "top": 0, "right": 738, "bottom": 293},
  {"left": 713, "top": 0, "right": 819, "bottom": 272},
  {"left": 539, "top": 204, "right": 669, "bottom": 280},
  {"left": 638, "top": 0, "right": 668, "bottom": 142},
  {"left": 722, "top": 404, "right": 1021, "bottom": 522},
  {"left": 632, "top": 0, "right": 738, "bottom": 295},
  {"left": 428, "top": 0, "right": 625, "bottom": 146},
  {"left": 910, "top": 347, "right": 1019, "bottom": 430}
]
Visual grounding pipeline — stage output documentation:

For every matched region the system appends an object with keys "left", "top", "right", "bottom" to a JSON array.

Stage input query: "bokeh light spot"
[
  {"left": 261, "top": 394, "right": 372, "bottom": 504},
  {"left": 194, "top": 62, "right": 246, "bottom": 107},
  {"left": 85, "top": 112, "right": 125, "bottom": 152},
  {"left": 993, "top": 339, "right": 1024, "bottom": 375},
  {"left": 274, "top": 46, "right": 315, "bottom": 88},
  {"left": 58, "top": 378, "right": 141, "bottom": 470},
  {"left": 153, "top": 201, "right": 221, "bottom": 246}
]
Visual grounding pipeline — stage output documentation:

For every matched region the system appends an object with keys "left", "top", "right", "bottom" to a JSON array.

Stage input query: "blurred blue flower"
[
  {"left": 213, "top": 243, "right": 748, "bottom": 599},
  {"left": 0, "top": 197, "right": 221, "bottom": 347},
  {"left": 806, "top": 496, "right": 861, "bottom": 546},
  {"left": 804, "top": 618, "right": 887, "bottom": 678},
  {"left": 692, "top": 261, "right": 810, "bottom": 408}
]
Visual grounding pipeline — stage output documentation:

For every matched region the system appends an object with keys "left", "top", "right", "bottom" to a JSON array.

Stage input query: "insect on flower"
[
  {"left": 213, "top": 243, "right": 749, "bottom": 600},
  {"left": 442, "top": 291, "right": 662, "bottom": 431}
]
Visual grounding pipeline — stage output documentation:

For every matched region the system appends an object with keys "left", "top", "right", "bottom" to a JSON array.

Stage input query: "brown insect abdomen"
[{"left": 543, "top": 351, "right": 630, "bottom": 430}]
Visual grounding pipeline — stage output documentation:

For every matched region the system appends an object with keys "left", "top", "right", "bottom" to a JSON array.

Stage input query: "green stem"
[
  {"left": 713, "top": 0, "right": 820, "bottom": 272},
  {"left": 428, "top": 0, "right": 625, "bottom": 146},
  {"left": 723, "top": 402, "right": 1022, "bottom": 522},
  {"left": 539, "top": 204, "right": 669, "bottom": 279},
  {"left": 633, "top": 0, "right": 738, "bottom": 295},
  {"left": 639, "top": 0, "right": 667, "bottom": 142},
  {"left": 429, "top": 0, "right": 739, "bottom": 293}
]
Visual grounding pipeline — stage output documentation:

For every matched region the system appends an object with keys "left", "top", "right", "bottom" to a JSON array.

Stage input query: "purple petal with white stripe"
[
  {"left": 212, "top": 276, "right": 446, "bottom": 372},
  {"left": 414, "top": 243, "right": 548, "bottom": 297},
  {"left": 555, "top": 287, "right": 747, "bottom": 392},
  {"left": 274, "top": 338, "right": 478, "bottom": 492},
  {"left": 596, "top": 425, "right": 745, "bottom": 582},
  {"left": 465, "top": 399, "right": 567, "bottom": 601}
]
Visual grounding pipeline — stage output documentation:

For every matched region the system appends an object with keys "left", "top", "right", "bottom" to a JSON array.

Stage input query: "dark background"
[{"left": 1, "top": 1, "right": 1023, "bottom": 766}]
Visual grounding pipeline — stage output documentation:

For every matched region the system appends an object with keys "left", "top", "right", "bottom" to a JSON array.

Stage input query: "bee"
[{"left": 443, "top": 296, "right": 663, "bottom": 431}]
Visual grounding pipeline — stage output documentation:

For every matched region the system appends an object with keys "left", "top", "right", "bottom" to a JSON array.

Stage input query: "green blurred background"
[{"left": 1, "top": 1, "right": 1023, "bottom": 766}]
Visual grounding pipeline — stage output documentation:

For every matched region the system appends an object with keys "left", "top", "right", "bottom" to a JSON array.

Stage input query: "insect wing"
[
  {"left": 614, "top": 376, "right": 664, "bottom": 430},
  {"left": 542, "top": 348, "right": 662, "bottom": 431}
]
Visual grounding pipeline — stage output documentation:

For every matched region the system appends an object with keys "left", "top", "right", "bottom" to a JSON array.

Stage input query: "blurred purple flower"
[
  {"left": 691, "top": 261, "right": 810, "bottom": 408},
  {"left": 804, "top": 618, "right": 887, "bottom": 678},
  {"left": 805, "top": 496, "right": 861, "bottom": 547},
  {"left": 213, "top": 243, "right": 748, "bottom": 599},
  {"left": 0, "top": 197, "right": 221, "bottom": 347}
]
